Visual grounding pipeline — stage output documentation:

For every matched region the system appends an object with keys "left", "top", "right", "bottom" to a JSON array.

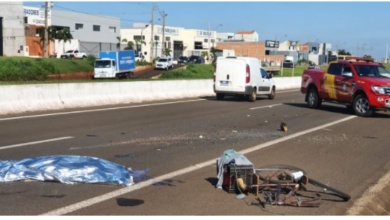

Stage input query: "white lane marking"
[
  {"left": 250, "top": 103, "right": 283, "bottom": 110},
  {"left": 0, "top": 99, "right": 205, "bottom": 121},
  {"left": 41, "top": 115, "right": 357, "bottom": 216},
  {"left": 0, "top": 137, "right": 74, "bottom": 150},
  {"left": 346, "top": 170, "right": 390, "bottom": 215},
  {"left": 276, "top": 89, "right": 300, "bottom": 93}
]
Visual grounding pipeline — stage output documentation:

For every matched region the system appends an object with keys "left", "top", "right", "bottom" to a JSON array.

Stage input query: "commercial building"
[
  {"left": 23, "top": 4, "right": 120, "bottom": 57},
  {"left": 0, "top": 2, "right": 120, "bottom": 57},
  {"left": 121, "top": 23, "right": 218, "bottom": 62},
  {"left": 1, "top": 2, "right": 331, "bottom": 65}
]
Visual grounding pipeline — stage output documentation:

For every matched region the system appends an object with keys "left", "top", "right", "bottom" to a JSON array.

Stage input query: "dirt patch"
[{"left": 48, "top": 65, "right": 154, "bottom": 80}]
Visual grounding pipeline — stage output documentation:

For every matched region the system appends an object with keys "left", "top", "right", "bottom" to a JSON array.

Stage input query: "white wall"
[
  {"left": 0, "top": 2, "right": 26, "bottom": 56},
  {"left": 0, "top": 78, "right": 301, "bottom": 116}
]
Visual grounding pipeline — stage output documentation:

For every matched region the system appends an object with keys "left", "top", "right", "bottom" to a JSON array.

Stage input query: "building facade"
[
  {"left": 0, "top": 2, "right": 26, "bottom": 56},
  {"left": 21, "top": 4, "right": 121, "bottom": 57},
  {"left": 121, "top": 23, "right": 218, "bottom": 62}
]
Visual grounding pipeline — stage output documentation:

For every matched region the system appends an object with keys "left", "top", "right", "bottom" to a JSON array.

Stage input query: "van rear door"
[{"left": 215, "top": 58, "right": 246, "bottom": 92}]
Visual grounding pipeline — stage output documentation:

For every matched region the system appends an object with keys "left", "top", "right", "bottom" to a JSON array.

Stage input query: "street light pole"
[
  {"left": 160, "top": 11, "right": 167, "bottom": 56},
  {"left": 44, "top": 1, "right": 49, "bottom": 58},
  {"left": 150, "top": 3, "right": 154, "bottom": 62}
]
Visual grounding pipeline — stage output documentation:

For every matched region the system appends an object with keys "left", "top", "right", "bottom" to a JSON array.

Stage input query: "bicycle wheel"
[{"left": 307, "top": 178, "right": 351, "bottom": 201}]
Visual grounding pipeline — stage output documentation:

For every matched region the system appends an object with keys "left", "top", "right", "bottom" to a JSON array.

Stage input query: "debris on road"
[{"left": 280, "top": 122, "right": 288, "bottom": 132}]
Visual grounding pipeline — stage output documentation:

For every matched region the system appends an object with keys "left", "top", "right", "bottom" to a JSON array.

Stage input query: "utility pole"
[
  {"left": 44, "top": 1, "right": 49, "bottom": 58},
  {"left": 160, "top": 11, "right": 167, "bottom": 56},
  {"left": 150, "top": 3, "right": 154, "bottom": 62},
  {"left": 208, "top": 21, "right": 211, "bottom": 50}
]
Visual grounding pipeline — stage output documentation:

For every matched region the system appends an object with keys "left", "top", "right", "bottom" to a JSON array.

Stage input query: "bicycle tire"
[
  {"left": 255, "top": 165, "right": 306, "bottom": 184},
  {"left": 308, "top": 178, "right": 351, "bottom": 201}
]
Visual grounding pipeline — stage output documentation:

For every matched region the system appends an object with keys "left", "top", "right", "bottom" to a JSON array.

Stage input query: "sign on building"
[
  {"left": 265, "top": 40, "right": 279, "bottom": 48},
  {"left": 24, "top": 6, "right": 51, "bottom": 26}
]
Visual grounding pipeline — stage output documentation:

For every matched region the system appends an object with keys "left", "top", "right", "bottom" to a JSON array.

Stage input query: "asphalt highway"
[{"left": 0, "top": 90, "right": 389, "bottom": 215}]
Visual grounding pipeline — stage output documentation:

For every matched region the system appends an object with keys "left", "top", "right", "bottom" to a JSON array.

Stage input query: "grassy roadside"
[{"left": 1, "top": 56, "right": 390, "bottom": 84}]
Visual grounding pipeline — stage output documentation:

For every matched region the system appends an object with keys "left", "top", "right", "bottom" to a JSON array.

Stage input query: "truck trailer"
[{"left": 94, "top": 50, "right": 136, "bottom": 79}]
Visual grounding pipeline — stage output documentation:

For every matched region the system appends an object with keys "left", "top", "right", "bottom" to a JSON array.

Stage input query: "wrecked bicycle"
[{"left": 234, "top": 164, "right": 351, "bottom": 207}]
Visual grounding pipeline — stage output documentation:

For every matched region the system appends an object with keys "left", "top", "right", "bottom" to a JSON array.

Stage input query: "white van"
[{"left": 213, "top": 56, "right": 276, "bottom": 102}]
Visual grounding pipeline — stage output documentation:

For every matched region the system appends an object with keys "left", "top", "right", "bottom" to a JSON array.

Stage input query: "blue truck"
[{"left": 94, "top": 50, "right": 136, "bottom": 79}]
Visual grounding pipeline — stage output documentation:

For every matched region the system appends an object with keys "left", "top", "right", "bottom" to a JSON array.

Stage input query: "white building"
[
  {"left": 234, "top": 31, "right": 259, "bottom": 42},
  {"left": 121, "top": 23, "right": 218, "bottom": 62}
]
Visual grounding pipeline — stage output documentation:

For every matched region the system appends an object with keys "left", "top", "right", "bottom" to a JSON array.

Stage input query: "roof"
[{"left": 236, "top": 31, "right": 255, "bottom": 35}]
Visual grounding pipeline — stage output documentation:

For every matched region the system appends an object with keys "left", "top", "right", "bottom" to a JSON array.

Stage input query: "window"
[
  {"left": 109, "top": 26, "right": 116, "bottom": 33},
  {"left": 327, "top": 63, "right": 342, "bottom": 75},
  {"left": 260, "top": 69, "right": 268, "bottom": 78},
  {"left": 204, "top": 39, "right": 208, "bottom": 43},
  {"left": 24, "top": 17, "right": 28, "bottom": 24},
  {"left": 166, "top": 37, "right": 170, "bottom": 41},
  {"left": 194, "top": 42, "right": 203, "bottom": 49},
  {"left": 75, "top": 23, "right": 83, "bottom": 30},
  {"left": 93, "top": 25, "right": 100, "bottom": 32},
  {"left": 154, "top": 35, "right": 159, "bottom": 41}
]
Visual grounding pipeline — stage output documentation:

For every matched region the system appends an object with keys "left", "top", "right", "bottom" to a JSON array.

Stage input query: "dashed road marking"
[
  {"left": 41, "top": 115, "right": 357, "bottom": 215},
  {"left": 0, "top": 137, "right": 74, "bottom": 150}
]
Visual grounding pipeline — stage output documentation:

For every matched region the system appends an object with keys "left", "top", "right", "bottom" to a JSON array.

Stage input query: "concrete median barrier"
[{"left": 0, "top": 77, "right": 301, "bottom": 116}]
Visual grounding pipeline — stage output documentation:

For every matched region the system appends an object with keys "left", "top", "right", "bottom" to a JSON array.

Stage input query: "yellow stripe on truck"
[{"left": 324, "top": 73, "right": 337, "bottom": 99}]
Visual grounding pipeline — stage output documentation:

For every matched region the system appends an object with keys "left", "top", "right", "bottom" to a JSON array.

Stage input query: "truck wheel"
[
  {"left": 248, "top": 88, "right": 257, "bottom": 102},
  {"left": 216, "top": 93, "right": 224, "bottom": 100},
  {"left": 268, "top": 87, "right": 276, "bottom": 100},
  {"left": 353, "top": 94, "right": 373, "bottom": 117},
  {"left": 307, "top": 88, "right": 322, "bottom": 109}
]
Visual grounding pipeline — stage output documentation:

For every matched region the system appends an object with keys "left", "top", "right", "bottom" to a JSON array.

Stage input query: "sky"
[{"left": 22, "top": 0, "right": 390, "bottom": 60}]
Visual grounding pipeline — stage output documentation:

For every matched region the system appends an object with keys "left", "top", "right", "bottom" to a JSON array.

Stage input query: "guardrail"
[{"left": 0, "top": 77, "right": 301, "bottom": 116}]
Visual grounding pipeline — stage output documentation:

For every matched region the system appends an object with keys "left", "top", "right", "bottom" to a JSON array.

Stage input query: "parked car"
[
  {"left": 177, "top": 56, "right": 189, "bottom": 65},
  {"left": 188, "top": 55, "right": 205, "bottom": 64},
  {"left": 154, "top": 57, "right": 173, "bottom": 70},
  {"left": 61, "top": 50, "right": 87, "bottom": 59},
  {"left": 282, "top": 60, "right": 294, "bottom": 68},
  {"left": 135, "top": 52, "right": 144, "bottom": 62}
]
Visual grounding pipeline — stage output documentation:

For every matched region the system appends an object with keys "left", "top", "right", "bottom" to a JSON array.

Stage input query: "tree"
[
  {"left": 56, "top": 28, "right": 73, "bottom": 54},
  {"left": 338, "top": 49, "right": 351, "bottom": 55},
  {"left": 162, "top": 48, "right": 171, "bottom": 57},
  {"left": 116, "top": 36, "right": 127, "bottom": 50},
  {"left": 210, "top": 47, "right": 222, "bottom": 64},
  {"left": 37, "top": 26, "right": 55, "bottom": 56},
  {"left": 134, "top": 36, "right": 146, "bottom": 54},
  {"left": 38, "top": 26, "right": 55, "bottom": 42},
  {"left": 124, "top": 41, "right": 135, "bottom": 50}
]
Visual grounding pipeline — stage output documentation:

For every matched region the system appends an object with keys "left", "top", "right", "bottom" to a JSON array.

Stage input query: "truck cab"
[
  {"left": 94, "top": 59, "right": 117, "bottom": 78},
  {"left": 93, "top": 50, "right": 136, "bottom": 79}
]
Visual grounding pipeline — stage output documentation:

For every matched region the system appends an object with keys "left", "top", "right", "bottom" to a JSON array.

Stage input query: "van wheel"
[
  {"left": 216, "top": 93, "right": 224, "bottom": 100},
  {"left": 248, "top": 88, "right": 257, "bottom": 102},
  {"left": 268, "top": 87, "right": 276, "bottom": 100}
]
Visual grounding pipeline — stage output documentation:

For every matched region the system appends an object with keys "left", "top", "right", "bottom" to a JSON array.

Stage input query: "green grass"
[
  {"left": 159, "top": 64, "right": 214, "bottom": 79},
  {"left": 1, "top": 56, "right": 390, "bottom": 84}
]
